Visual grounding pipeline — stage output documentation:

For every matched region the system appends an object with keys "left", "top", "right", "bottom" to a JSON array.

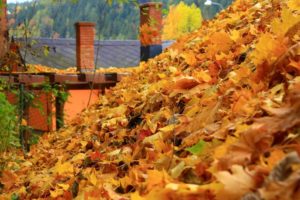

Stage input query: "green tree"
[{"left": 163, "top": 1, "right": 202, "bottom": 40}]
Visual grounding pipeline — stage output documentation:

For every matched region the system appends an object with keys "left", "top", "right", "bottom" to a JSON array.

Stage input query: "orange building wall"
[
  {"left": 5, "top": 91, "right": 55, "bottom": 132},
  {"left": 64, "top": 89, "right": 100, "bottom": 123},
  {"left": 28, "top": 91, "right": 55, "bottom": 132},
  {"left": 5, "top": 89, "right": 100, "bottom": 132}
]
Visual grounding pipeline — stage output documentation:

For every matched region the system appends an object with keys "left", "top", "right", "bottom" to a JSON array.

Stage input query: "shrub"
[{"left": 0, "top": 92, "right": 19, "bottom": 152}]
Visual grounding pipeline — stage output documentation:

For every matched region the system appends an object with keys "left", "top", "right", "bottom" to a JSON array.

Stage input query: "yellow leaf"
[
  {"left": 234, "top": 124, "right": 249, "bottom": 137},
  {"left": 196, "top": 70, "right": 212, "bottom": 83},
  {"left": 158, "top": 73, "right": 166, "bottom": 79},
  {"left": 184, "top": 97, "right": 200, "bottom": 117},
  {"left": 229, "top": 29, "right": 240, "bottom": 42},
  {"left": 169, "top": 49, "right": 178, "bottom": 59},
  {"left": 271, "top": 8, "right": 300, "bottom": 36},
  {"left": 66, "top": 139, "right": 77, "bottom": 151},
  {"left": 159, "top": 124, "right": 176, "bottom": 133},
  {"left": 252, "top": 33, "right": 287, "bottom": 65},
  {"left": 18, "top": 186, "right": 27, "bottom": 195},
  {"left": 287, "top": 0, "right": 300, "bottom": 11},
  {"left": 53, "top": 159, "right": 74, "bottom": 175},
  {"left": 50, "top": 189, "right": 64, "bottom": 198},
  {"left": 23, "top": 161, "right": 33, "bottom": 167},
  {"left": 80, "top": 141, "right": 88, "bottom": 147},
  {"left": 89, "top": 171, "right": 98, "bottom": 186},
  {"left": 145, "top": 115, "right": 158, "bottom": 133},
  {"left": 198, "top": 182, "right": 223, "bottom": 192},
  {"left": 21, "top": 118, "right": 27, "bottom": 126},
  {"left": 71, "top": 153, "right": 86, "bottom": 162},
  {"left": 184, "top": 104, "right": 200, "bottom": 117},
  {"left": 182, "top": 53, "right": 197, "bottom": 66},
  {"left": 214, "top": 136, "right": 238, "bottom": 159},
  {"left": 169, "top": 66, "right": 178, "bottom": 74},
  {"left": 131, "top": 191, "right": 146, "bottom": 200},
  {"left": 57, "top": 183, "right": 70, "bottom": 190},
  {"left": 146, "top": 170, "right": 168, "bottom": 191},
  {"left": 215, "top": 52, "right": 228, "bottom": 61}
]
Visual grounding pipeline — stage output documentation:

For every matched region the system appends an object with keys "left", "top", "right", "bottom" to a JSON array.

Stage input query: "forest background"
[{"left": 7, "top": 0, "right": 233, "bottom": 40}]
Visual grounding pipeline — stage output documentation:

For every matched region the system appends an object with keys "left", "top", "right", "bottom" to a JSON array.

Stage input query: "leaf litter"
[{"left": 1, "top": 0, "right": 300, "bottom": 199}]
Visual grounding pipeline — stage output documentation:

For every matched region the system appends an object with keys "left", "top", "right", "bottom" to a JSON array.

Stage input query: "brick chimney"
[
  {"left": 75, "top": 22, "right": 95, "bottom": 72},
  {"left": 0, "top": 0, "right": 8, "bottom": 60},
  {"left": 140, "top": 2, "right": 162, "bottom": 62}
]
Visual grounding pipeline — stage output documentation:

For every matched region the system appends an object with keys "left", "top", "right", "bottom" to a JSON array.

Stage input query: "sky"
[{"left": 7, "top": 0, "right": 32, "bottom": 3}]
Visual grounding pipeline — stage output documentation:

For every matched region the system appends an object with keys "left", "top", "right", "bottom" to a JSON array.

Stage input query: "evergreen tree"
[{"left": 7, "top": 0, "right": 233, "bottom": 40}]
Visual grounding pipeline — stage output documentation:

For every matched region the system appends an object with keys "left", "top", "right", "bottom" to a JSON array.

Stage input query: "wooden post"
[
  {"left": 0, "top": 0, "right": 8, "bottom": 60},
  {"left": 140, "top": 2, "right": 163, "bottom": 62}
]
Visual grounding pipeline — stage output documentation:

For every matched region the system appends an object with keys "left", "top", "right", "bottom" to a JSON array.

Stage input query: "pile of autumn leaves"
[
  {"left": 1, "top": 0, "right": 300, "bottom": 199},
  {"left": 25, "top": 64, "right": 134, "bottom": 74}
]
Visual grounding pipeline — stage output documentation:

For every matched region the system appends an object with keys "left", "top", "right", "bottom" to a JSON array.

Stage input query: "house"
[
  {"left": 18, "top": 38, "right": 174, "bottom": 69},
  {"left": 1, "top": 1, "right": 170, "bottom": 142}
]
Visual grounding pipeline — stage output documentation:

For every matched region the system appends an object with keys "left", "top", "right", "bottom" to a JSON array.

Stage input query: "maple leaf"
[
  {"left": 89, "top": 170, "right": 98, "bottom": 186},
  {"left": 271, "top": 8, "right": 300, "bottom": 37},
  {"left": 229, "top": 29, "right": 240, "bottom": 42},
  {"left": 138, "top": 129, "right": 152, "bottom": 141},
  {"left": 71, "top": 153, "right": 85, "bottom": 162},
  {"left": 252, "top": 33, "right": 288, "bottom": 66},
  {"left": 209, "top": 31, "right": 233, "bottom": 53},
  {"left": 182, "top": 53, "right": 197, "bottom": 66},
  {"left": 287, "top": 0, "right": 300, "bottom": 11},
  {"left": 0, "top": 170, "right": 17, "bottom": 190},
  {"left": 215, "top": 165, "right": 256, "bottom": 199},
  {"left": 213, "top": 136, "right": 238, "bottom": 159},
  {"left": 50, "top": 188, "right": 66, "bottom": 198},
  {"left": 172, "top": 76, "right": 200, "bottom": 90},
  {"left": 89, "top": 151, "right": 104, "bottom": 161},
  {"left": 146, "top": 170, "right": 169, "bottom": 191},
  {"left": 218, "top": 83, "right": 300, "bottom": 169},
  {"left": 53, "top": 158, "right": 74, "bottom": 175},
  {"left": 185, "top": 140, "right": 206, "bottom": 155}
]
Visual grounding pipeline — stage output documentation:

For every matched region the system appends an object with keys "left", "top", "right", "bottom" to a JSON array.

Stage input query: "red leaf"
[
  {"left": 89, "top": 151, "right": 104, "bottom": 161},
  {"left": 138, "top": 129, "right": 152, "bottom": 141}
]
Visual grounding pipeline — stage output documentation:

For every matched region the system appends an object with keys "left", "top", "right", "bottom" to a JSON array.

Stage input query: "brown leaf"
[{"left": 0, "top": 170, "right": 17, "bottom": 190}]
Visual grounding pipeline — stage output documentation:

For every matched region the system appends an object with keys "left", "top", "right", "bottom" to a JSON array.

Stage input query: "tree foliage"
[
  {"left": 7, "top": 0, "right": 233, "bottom": 40},
  {"left": 163, "top": 2, "right": 202, "bottom": 40}
]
